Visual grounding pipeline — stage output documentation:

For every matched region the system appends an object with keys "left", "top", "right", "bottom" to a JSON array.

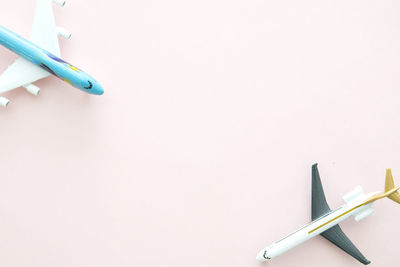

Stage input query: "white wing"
[
  {"left": 0, "top": 0, "right": 67, "bottom": 106},
  {"left": 0, "top": 58, "right": 50, "bottom": 94},
  {"left": 31, "top": 0, "right": 63, "bottom": 57}
]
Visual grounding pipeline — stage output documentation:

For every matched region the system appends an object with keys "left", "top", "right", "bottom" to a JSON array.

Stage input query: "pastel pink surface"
[{"left": 1, "top": 0, "right": 400, "bottom": 266}]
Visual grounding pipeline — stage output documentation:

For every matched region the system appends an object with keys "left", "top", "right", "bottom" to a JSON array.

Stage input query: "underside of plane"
[{"left": 0, "top": 0, "right": 70, "bottom": 107}]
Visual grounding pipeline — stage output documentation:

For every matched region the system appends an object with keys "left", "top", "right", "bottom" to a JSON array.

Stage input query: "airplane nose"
[
  {"left": 91, "top": 83, "right": 104, "bottom": 95},
  {"left": 256, "top": 250, "right": 268, "bottom": 262},
  {"left": 81, "top": 79, "right": 104, "bottom": 95},
  {"left": 95, "top": 85, "right": 104, "bottom": 95}
]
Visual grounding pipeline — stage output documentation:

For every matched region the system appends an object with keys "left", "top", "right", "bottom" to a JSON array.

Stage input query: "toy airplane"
[
  {"left": 256, "top": 164, "right": 400, "bottom": 265},
  {"left": 0, "top": 0, "right": 103, "bottom": 108}
]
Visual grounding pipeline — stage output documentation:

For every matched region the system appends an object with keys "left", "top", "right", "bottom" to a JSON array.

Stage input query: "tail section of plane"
[{"left": 384, "top": 169, "right": 400, "bottom": 204}]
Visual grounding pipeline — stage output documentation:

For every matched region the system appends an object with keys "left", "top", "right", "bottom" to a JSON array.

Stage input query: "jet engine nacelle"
[
  {"left": 0, "top": 96, "right": 10, "bottom": 108},
  {"left": 57, "top": 27, "right": 71, "bottom": 39},
  {"left": 343, "top": 186, "right": 364, "bottom": 203},
  {"left": 24, "top": 84, "right": 40, "bottom": 96},
  {"left": 354, "top": 206, "right": 375, "bottom": 222},
  {"left": 53, "top": 0, "right": 66, "bottom": 7}
]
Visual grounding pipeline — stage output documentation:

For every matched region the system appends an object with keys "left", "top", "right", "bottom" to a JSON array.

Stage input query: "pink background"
[{"left": 1, "top": 0, "right": 400, "bottom": 266}]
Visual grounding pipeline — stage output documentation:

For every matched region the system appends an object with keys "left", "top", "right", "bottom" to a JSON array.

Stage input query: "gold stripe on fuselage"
[
  {"left": 308, "top": 204, "right": 364, "bottom": 234},
  {"left": 308, "top": 187, "right": 400, "bottom": 235}
]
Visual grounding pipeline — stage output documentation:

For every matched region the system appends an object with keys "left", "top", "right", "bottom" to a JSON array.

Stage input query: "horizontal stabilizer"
[{"left": 389, "top": 193, "right": 400, "bottom": 204}]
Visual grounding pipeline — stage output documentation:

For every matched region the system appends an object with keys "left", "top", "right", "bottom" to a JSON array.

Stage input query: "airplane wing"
[
  {"left": 31, "top": 0, "right": 65, "bottom": 57},
  {"left": 0, "top": 58, "right": 50, "bottom": 94},
  {"left": 321, "top": 225, "right": 371, "bottom": 265},
  {"left": 311, "top": 164, "right": 371, "bottom": 265},
  {"left": 0, "top": 0, "right": 67, "bottom": 106},
  {"left": 311, "top": 163, "right": 331, "bottom": 220}
]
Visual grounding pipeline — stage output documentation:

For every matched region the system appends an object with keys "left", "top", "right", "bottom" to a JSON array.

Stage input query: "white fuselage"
[{"left": 256, "top": 189, "right": 378, "bottom": 261}]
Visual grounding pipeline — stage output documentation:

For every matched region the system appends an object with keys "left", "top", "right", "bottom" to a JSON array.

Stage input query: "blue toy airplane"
[{"left": 0, "top": 0, "right": 104, "bottom": 108}]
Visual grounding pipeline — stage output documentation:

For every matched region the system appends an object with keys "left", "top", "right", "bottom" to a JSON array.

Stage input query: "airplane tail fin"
[{"left": 384, "top": 169, "right": 400, "bottom": 204}]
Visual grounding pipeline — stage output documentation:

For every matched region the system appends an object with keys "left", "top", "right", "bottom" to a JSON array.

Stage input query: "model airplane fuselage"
[
  {"left": 0, "top": 26, "right": 103, "bottom": 95},
  {"left": 0, "top": 0, "right": 103, "bottom": 107},
  {"left": 256, "top": 165, "right": 400, "bottom": 265}
]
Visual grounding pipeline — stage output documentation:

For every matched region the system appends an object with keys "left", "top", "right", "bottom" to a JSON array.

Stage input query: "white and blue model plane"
[
  {"left": 257, "top": 164, "right": 400, "bottom": 265},
  {"left": 0, "top": 0, "right": 104, "bottom": 108}
]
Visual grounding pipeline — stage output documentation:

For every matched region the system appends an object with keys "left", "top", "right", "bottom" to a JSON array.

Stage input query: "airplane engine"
[
  {"left": 343, "top": 186, "right": 364, "bottom": 203},
  {"left": 354, "top": 206, "right": 375, "bottom": 222},
  {"left": 53, "top": 0, "right": 66, "bottom": 7},
  {"left": 24, "top": 84, "right": 40, "bottom": 96},
  {"left": 57, "top": 27, "right": 71, "bottom": 39},
  {"left": 0, "top": 96, "right": 10, "bottom": 108}
]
